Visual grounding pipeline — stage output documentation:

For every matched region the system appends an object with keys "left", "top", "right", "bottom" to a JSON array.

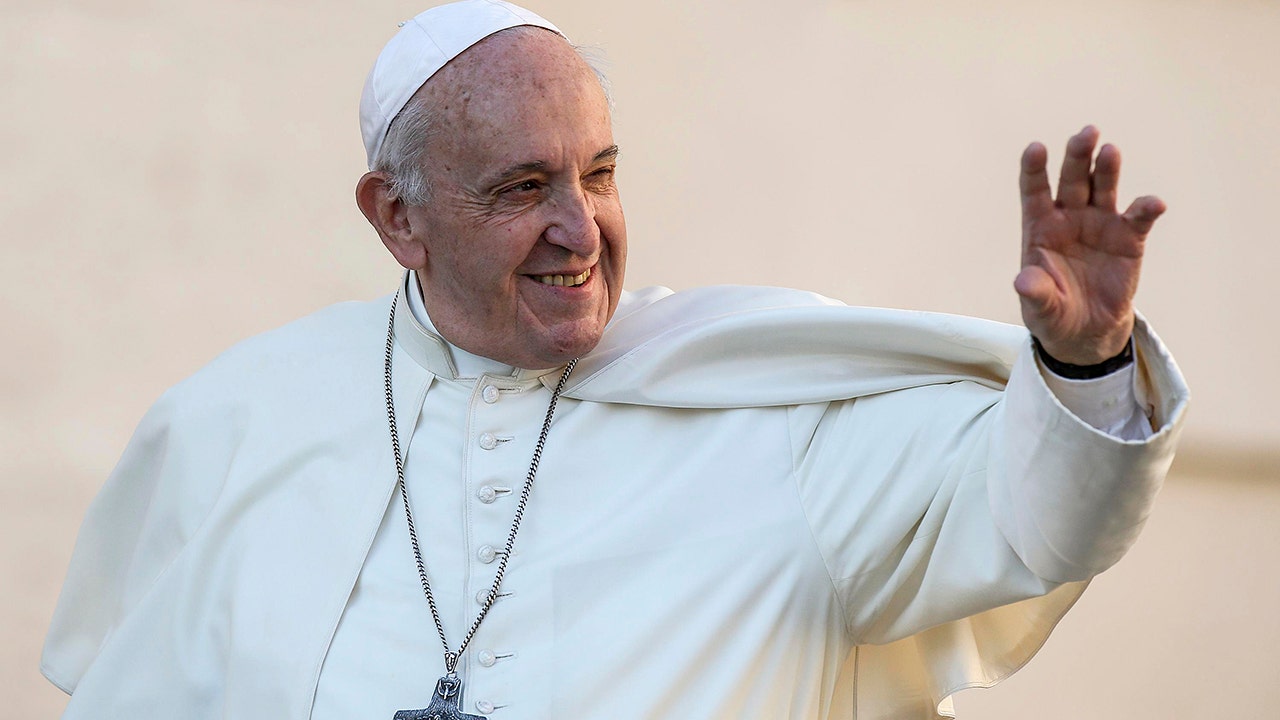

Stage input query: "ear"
[{"left": 356, "top": 171, "right": 427, "bottom": 270}]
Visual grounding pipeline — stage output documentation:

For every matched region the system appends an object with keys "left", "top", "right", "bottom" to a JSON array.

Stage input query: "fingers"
[
  {"left": 1028, "top": 127, "right": 1146, "bottom": 217},
  {"left": 1020, "top": 141, "right": 1053, "bottom": 219},
  {"left": 1056, "top": 125, "right": 1099, "bottom": 209},
  {"left": 1091, "top": 143, "right": 1121, "bottom": 212},
  {"left": 1122, "top": 195, "right": 1167, "bottom": 236}
]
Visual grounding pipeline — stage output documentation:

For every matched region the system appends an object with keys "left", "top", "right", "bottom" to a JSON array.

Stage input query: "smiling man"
[
  {"left": 357, "top": 24, "right": 625, "bottom": 369},
  {"left": 44, "top": 2, "right": 1188, "bottom": 719}
]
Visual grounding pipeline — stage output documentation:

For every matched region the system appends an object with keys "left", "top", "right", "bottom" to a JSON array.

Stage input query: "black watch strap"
[{"left": 1032, "top": 336, "right": 1134, "bottom": 380}]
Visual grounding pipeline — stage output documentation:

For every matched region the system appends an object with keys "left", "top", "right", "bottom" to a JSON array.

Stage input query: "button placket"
[
  {"left": 463, "top": 378, "right": 559, "bottom": 719},
  {"left": 470, "top": 388, "right": 519, "bottom": 630},
  {"left": 473, "top": 646, "right": 515, "bottom": 716}
]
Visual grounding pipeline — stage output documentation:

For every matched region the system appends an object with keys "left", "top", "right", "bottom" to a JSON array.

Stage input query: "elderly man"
[{"left": 43, "top": 2, "right": 1187, "bottom": 719}]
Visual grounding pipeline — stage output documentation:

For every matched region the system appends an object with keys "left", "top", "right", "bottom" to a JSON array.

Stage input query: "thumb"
[{"left": 1014, "top": 265, "right": 1056, "bottom": 315}]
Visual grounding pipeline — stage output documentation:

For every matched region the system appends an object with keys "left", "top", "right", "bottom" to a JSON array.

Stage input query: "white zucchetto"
[{"left": 359, "top": 0, "right": 562, "bottom": 169}]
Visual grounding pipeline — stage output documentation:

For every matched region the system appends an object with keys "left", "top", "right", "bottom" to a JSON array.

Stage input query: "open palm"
[{"left": 1015, "top": 126, "right": 1166, "bottom": 365}]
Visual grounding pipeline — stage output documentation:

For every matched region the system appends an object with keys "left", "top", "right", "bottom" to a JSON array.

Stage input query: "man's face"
[{"left": 404, "top": 28, "right": 626, "bottom": 369}]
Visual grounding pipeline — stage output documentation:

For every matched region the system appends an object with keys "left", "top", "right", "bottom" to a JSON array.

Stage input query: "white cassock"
[{"left": 43, "top": 273, "right": 1188, "bottom": 720}]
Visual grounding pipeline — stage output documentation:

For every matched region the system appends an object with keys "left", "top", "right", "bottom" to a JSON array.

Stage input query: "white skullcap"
[{"left": 359, "top": 0, "right": 563, "bottom": 169}]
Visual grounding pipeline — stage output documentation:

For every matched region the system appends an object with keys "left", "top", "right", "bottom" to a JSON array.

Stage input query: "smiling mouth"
[{"left": 530, "top": 268, "right": 592, "bottom": 287}]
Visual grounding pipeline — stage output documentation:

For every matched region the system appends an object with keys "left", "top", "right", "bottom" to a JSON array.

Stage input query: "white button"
[
  {"left": 479, "top": 432, "right": 498, "bottom": 450},
  {"left": 476, "top": 589, "right": 510, "bottom": 605},
  {"left": 477, "top": 485, "right": 497, "bottom": 504},
  {"left": 475, "top": 700, "right": 496, "bottom": 714},
  {"left": 481, "top": 385, "right": 500, "bottom": 404},
  {"left": 477, "top": 649, "right": 497, "bottom": 667},
  {"left": 477, "top": 545, "right": 497, "bottom": 563}
]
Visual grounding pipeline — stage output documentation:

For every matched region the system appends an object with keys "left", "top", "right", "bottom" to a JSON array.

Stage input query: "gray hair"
[{"left": 372, "top": 31, "right": 613, "bottom": 207}]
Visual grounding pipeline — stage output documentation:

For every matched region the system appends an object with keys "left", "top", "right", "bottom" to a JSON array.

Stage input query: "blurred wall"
[{"left": 3, "top": 0, "right": 1276, "bottom": 717}]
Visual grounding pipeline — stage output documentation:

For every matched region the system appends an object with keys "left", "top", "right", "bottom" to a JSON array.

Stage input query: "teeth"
[{"left": 533, "top": 268, "right": 591, "bottom": 287}]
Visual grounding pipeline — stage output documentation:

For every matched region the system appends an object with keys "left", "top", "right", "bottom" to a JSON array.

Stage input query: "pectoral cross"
[{"left": 394, "top": 676, "right": 488, "bottom": 720}]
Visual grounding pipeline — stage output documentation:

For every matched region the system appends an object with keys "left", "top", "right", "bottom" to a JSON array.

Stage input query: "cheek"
[
  {"left": 601, "top": 212, "right": 628, "bottom": 266},
  {"left": 430, "top": 245, "right": 504, "bottom": 311},
  {"left": 462, "top": 239, "right": 534, "bottom": 302},
  {"left": 593, "top": 199, "right": 626, "bottom": 244}
]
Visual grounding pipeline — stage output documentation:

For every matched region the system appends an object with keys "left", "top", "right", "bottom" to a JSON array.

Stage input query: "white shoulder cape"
[{"left": 43, "top": 283, "right": 1188, "bottom": 719}]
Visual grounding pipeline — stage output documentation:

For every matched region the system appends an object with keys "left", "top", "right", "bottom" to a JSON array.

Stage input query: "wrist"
[{"left": 1032, "top": 335, "right": 1134, "bottom": 379}]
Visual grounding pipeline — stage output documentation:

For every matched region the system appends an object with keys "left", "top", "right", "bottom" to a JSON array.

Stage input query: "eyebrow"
[
  {"left": 594, "top": 145, "right": 621, "bottom": 164},
  {"left": 483, "top": 145, "right": 621, "bottom": 189}
]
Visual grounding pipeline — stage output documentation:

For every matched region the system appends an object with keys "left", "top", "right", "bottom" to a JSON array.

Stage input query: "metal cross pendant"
[{"left": 394, "top": 676, "right": 487, "bottom": 720}]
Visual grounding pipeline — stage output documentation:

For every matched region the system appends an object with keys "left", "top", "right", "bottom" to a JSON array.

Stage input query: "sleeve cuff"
[{"left": 1037, "top": 359, "right": 1151, "bottom": 440}]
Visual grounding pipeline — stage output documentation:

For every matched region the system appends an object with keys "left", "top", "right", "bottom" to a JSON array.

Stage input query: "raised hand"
[{"left": 1015, "top": 125, "right": 1166, "bottom": 365}]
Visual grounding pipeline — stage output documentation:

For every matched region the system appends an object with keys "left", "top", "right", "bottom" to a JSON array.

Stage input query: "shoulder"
[
  {"left": 572, "top": 284, "right": 1023, "bottom": 407},
  {"left": 162, "top": 294, "right": 393, "bottom": 415},
  {"left": 610, "top": 284, "right": 842, "bottom": 321}
]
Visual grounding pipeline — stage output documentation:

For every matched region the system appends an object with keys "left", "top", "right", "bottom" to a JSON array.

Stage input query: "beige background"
[{"left": 3, "top": 0, "right": 1277, "bottom": 717}]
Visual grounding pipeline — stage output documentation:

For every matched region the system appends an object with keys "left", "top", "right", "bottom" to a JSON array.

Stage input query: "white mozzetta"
[{"left": 43, "top": 276, "right": 1188, "bottom": 720}]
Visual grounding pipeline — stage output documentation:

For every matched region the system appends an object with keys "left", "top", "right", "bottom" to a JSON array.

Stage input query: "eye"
[
  {"left": 505, "top": 179, "right": 542, "bottom": 194},
  {"left": 585, "top": 165, "right": 616, "bottom": 188}
]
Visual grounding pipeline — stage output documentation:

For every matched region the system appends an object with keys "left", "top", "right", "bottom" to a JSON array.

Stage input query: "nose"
[{"left": 544, "top": 184, "right": 601, "bottom": 256}]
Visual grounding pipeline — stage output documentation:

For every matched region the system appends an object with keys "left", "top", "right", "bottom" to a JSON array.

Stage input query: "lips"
[{"left": 529, "top": 268, "right": 591, "bottom": 287}]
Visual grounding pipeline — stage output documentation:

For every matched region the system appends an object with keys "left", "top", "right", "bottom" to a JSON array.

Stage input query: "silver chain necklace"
[{"left": 383, "top": 296, "right": 577, "bottom": 720}]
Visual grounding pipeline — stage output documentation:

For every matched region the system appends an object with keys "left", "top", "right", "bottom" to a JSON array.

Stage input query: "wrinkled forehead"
[
  {"left": 418, "top": 27, "right": 593, "bottom": 117},
  {"left": 359, "top": 0, "right": 564, "bottom": 169}
]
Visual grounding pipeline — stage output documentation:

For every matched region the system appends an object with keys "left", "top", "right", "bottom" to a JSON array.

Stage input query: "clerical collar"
[{"left": 397, "top": 271, "right": 560, "bottom": 382}]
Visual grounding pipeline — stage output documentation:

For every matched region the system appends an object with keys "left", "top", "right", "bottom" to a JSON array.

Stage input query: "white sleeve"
[
  {"left": 986, "top": 314, "right": 1189, "bottom": 583},
  {"left": 790, "top": 314, "right": 1189, "bottom": 643},
  {"left": 784, "top": 313, "right": 1188, "bottom": 719}
]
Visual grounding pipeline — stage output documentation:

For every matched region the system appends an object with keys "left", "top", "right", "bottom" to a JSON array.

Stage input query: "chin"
[{"left": 530, "top": 326, "right": 605, "bottom": 367}]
